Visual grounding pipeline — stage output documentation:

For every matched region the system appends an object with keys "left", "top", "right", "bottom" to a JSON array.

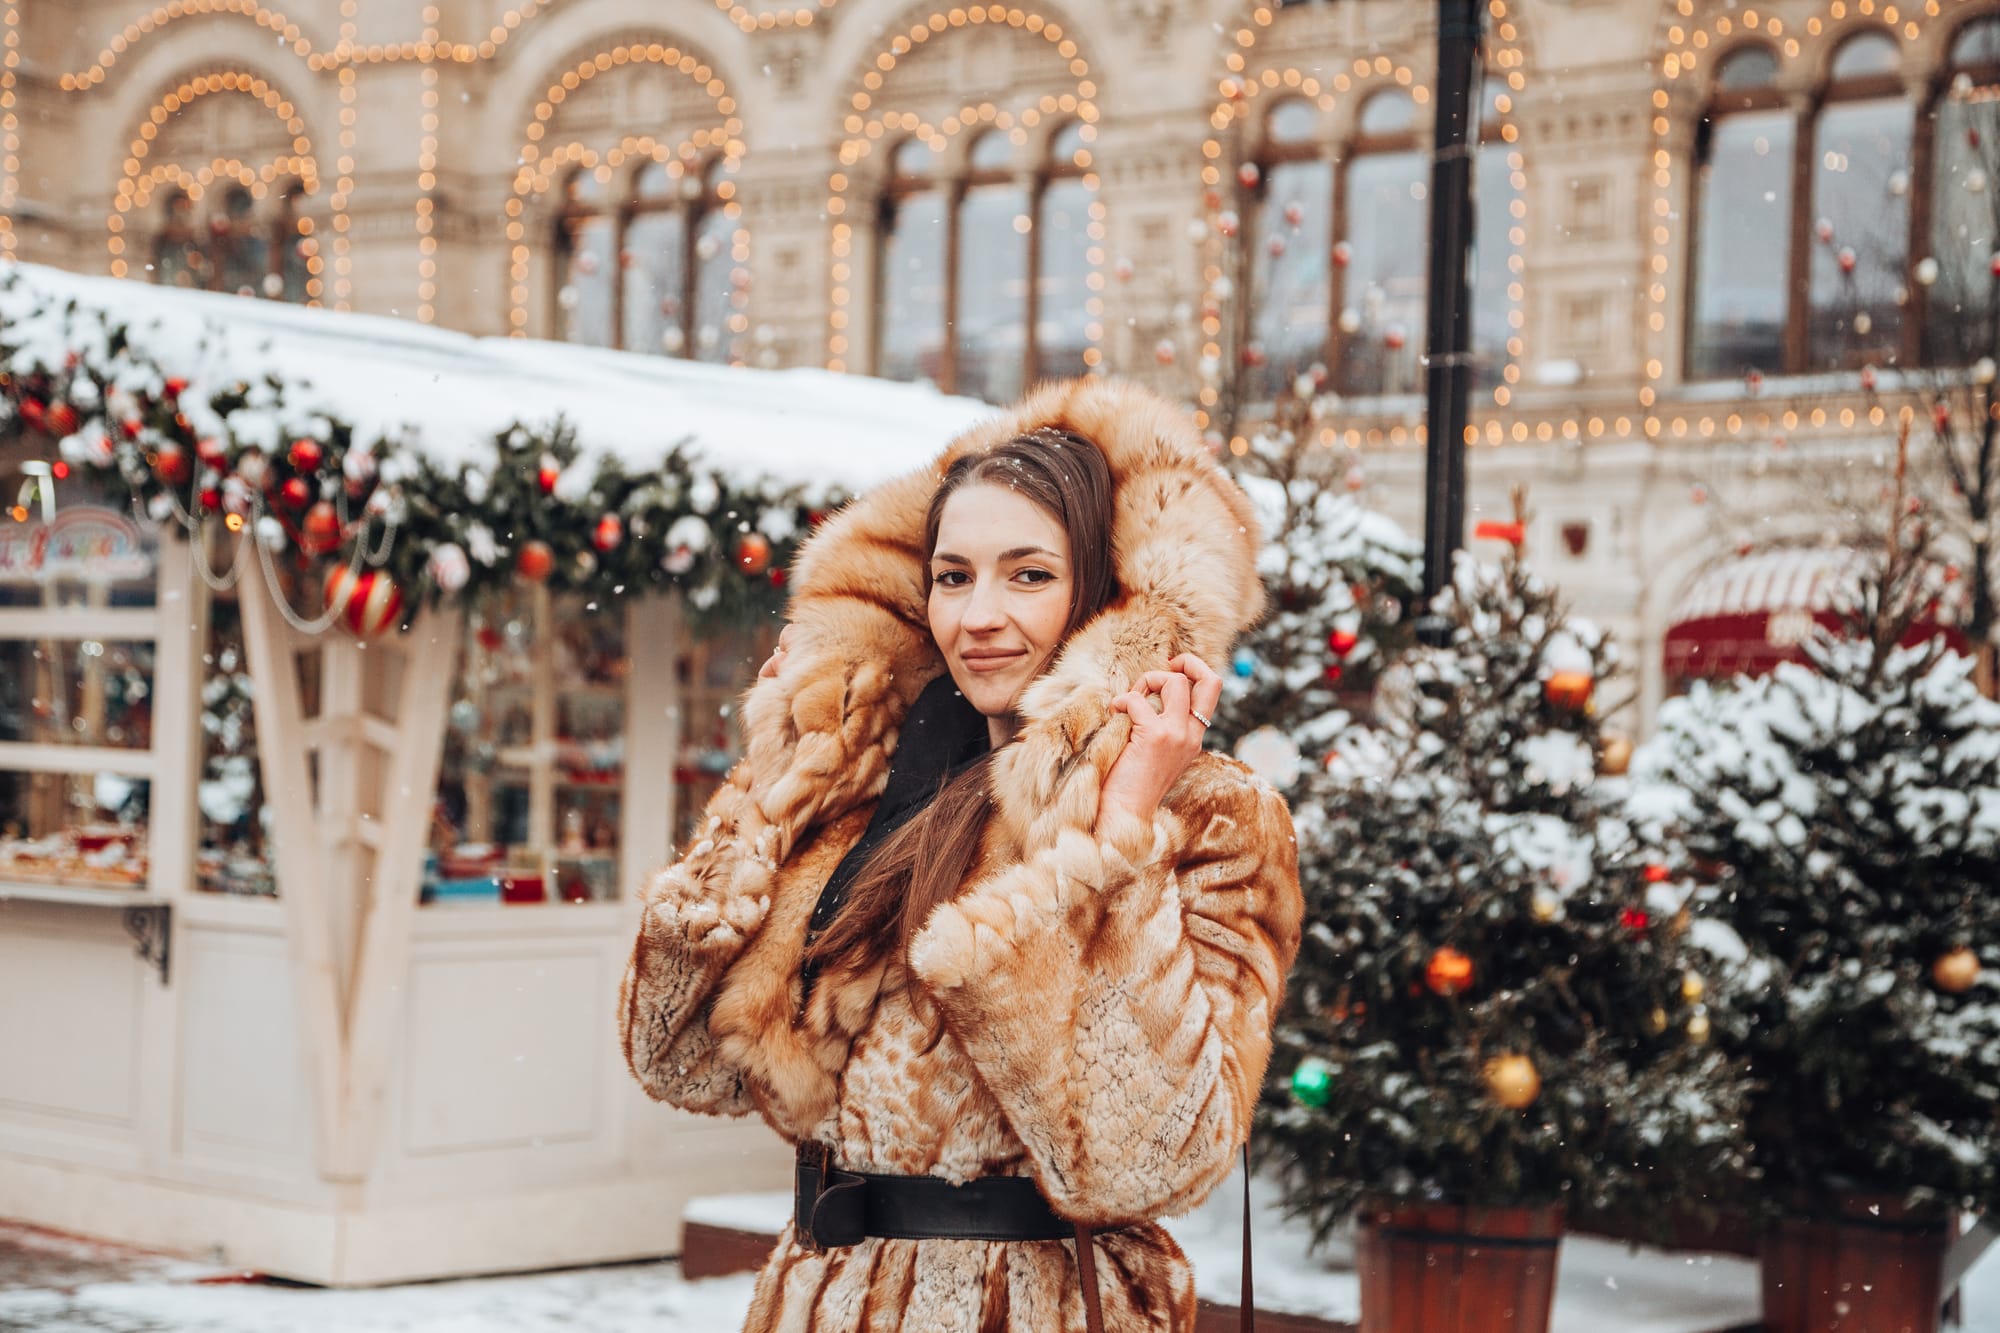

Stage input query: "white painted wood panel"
[
  {"left": 401, "top": 949, "right": 605, "bottom": 1155},
  {"left": 177, "top": 927, "right": 311, "bottom": 1164},
  {"left": 0, "top": 911, "right": 141, "bottom": 1129}
]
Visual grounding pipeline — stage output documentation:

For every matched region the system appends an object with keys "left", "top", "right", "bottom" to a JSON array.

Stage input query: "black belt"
[{"left": 793, "top": 1142, "right": 1077, "bottom": 1251}]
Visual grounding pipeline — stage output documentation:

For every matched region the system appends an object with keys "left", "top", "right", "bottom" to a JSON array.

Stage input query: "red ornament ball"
[
  {"left": 288, "top": 438, "right": 323, "bottom": 473},
  {"left": 302, "top": 501, "right": 343, "bottom": 556},
  {"left": 323, "top": 565, "right": 405, "bottom": 639},
  {"left": 17, "top": 398, "right": 45, "bottom": 432},
  {"left": 1544, "top": 670, "right": 1594, "bottom": 711},
  {"left": 163, "top": 377, "right": 189, "bottom": 399},
  {"left": 46, "top": 403, "right": 79, "bottom": 437},
  {"left": 199, "top": 487, "right": 222, "bottom": 513},
  {"left": 1425, "top": 947, "right": 1476, "bottom": 997},
  {"left": 196, "top": 437, "right": 229, "bottom": 469},
  {"left": 1328, "top": 628, "right": 1360, "bottom": 656},
  {"left": 516, "top": 540, "right": 555, "bottom": 583},
  {"left": 1237, "top": 162, "right": 1261, "bottom": 190},
  {"left": 537, "top": 454, "right": 561, "bottom": 495},
  {"left": 279, "top": 476, "right": 312, "bottom": 510},
  {"left": 1643, "top": 863, "right": 1671, "bottom": 884},
  {"left": 154, "top": 443, "right": 192, "bottom": 486},
  {"left": 1620, "top": 906, "right": 1652, "bottom": 932},
  {"left": 1837, "top": 247, "right": 1857, "bottom": 274},
  {"left": 1333, "top": 241, "right": 1353, "bottom": 268},
  {"left": 592, "top": 513, "right": 624, "bottom": 553},
  {"left": 735, "top": 532, "right": 772, "bottom": 575}
]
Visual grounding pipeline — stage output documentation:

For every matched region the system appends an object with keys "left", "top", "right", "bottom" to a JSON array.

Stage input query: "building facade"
[{"left": 5, "top": 0, "right": 1994, "bottom": 728}]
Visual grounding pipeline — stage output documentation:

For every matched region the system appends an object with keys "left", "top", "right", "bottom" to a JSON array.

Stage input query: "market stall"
[{"left": 0, "top": 262, "right": 987, "bottom": 1285}]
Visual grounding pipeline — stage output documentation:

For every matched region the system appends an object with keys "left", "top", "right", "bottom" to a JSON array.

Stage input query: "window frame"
[
  {"left": 150, "top": 180, "right": 316, "bottom": 302},
  {"left": 551, "top": 158, "right": 731, "bottom": 360}
]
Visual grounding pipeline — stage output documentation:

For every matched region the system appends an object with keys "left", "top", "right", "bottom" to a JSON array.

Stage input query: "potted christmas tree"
[
  {"left": 1259, "top": 517, "right": 1752, "bottom": 1333},
  {"left": 1629, "top": 462, "right": 2000, "bottom": 1333}
]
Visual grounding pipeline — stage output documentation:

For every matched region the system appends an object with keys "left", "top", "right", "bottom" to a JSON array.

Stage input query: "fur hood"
[{"left": 738, "top": 376, "right": 1266, "bottom": 865}]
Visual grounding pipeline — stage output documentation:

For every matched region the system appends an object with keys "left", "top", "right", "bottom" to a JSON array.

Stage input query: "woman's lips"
[{"left": 960, "top": 651, "right": 1025, "bottom": 673}]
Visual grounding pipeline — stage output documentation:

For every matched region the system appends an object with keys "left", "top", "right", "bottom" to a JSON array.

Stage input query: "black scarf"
[{"left": 799, "top": 672, "right": 991, "bottom": 1002}]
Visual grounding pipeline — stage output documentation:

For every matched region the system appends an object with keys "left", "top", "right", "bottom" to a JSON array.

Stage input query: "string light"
[
  {"left": 0, "top": 0, "right": 16, "bottom": 258},
  {"left": 718, "top": 0, "right": 839, "bottom": 31},
  {"left": 331, "top": 0, "right": 356, "bottom": 307},
  {"left": 508, "top": 47, "right": 743, "bottom": 338},
  {"left": 417, "top": 5, "right": 440, "bottom": 322},
  {"left": 824, "top": 8, "right": 1101, "bottom": 372},
  {"left": 108, "top": 71, "right": 326, "bottom": 286}
]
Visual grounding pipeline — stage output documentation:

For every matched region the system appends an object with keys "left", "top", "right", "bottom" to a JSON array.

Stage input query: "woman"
[{"left": 619, "top": 378, "right": 1302, "bottom": 1333}]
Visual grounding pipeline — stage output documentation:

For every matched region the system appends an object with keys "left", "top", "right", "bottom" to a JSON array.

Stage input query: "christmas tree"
[
  {"left": 1209, "top": 381, "right": 1422, "bottom": 779},
  {"left": 1629, "top": 512, "right": 2000, "bottom": 1214},
  {"left": 1257, "top": 522, "right": 1752, "bottom": 1246}
]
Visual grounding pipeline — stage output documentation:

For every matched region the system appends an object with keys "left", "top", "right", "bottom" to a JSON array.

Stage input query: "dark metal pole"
[{"left": 1420, "top": 0, "right": 1484, "bottom": 608}]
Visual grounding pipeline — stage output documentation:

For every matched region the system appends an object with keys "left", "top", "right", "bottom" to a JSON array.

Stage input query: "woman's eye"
[
  {"left": 933, "top": 569, "right": 969, "bottom": 587},
  {"left": 1014, "top": 568, "right": 1055, "bottom": 585}
]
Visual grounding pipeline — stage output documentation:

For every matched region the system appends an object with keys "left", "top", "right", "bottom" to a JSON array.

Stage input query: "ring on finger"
[{"left": 1190, "top": 707, "right": 1212, "bottom": 728}]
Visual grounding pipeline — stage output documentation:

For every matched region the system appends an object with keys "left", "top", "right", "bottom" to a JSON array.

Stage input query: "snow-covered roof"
[{"left": 0, "top": 261, "right": 993, "bottom": 493}]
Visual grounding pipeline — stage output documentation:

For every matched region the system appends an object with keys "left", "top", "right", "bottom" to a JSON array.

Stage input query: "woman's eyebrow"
[{"left": 931, "top": 546, "right": 1063, "bottom": 564}]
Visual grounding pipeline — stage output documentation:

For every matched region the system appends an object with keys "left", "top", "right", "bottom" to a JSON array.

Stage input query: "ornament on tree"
[
  {"left": 1154, "top": 338, "right": 1177, "bottom": 366},
  {"left": 1216, "top": 211, "right": 1240, "bottom": 238},
  {"left": 1599, "top": 734, "right": 1634, "bottom": 777},
  {"left": 154, "top": 442, "right": 191, "bottom": 486},
  {"left": 1686, "top": 1008, "right": 1712, "bottom": 1044},
  {"left": 735, "top": 532, "right": 773, "bottom": 575},
  {"left": 235, "top": 449, "right": 269, "bottom": 489},
  {"left": 1531, "top": 890, "right": 1562, "bottom": 923},
  {"left": 592, "top": 513, "right": 623, "bottom": 553},
  {"left": 1838, "top": 247, "right": 1857, "bottom": 274},
  {"left": 47, "top": 403, "right": 79, "bottom": 437},
  {"left": 1344, "top": 465, "right": 1366, "bottom": 493},
  {"left": 1333, "top": 241, "right": 1352, "bottom": 268},
  {"left": 323, "top": 565, "right": 404, "bottom": 638},
  {"left": 279, "top": 476, "right": 312, "bottom": 510},
  {"left": 199, "top": 486, "right": 222, "bottom": 513},
  {"left": 1233, "top": 726, "right": 1303, "bottom": 789},
  {"left": 302, "top": 501, "right": 342, "bottom": 556},
  {"left": 1231, "top": 648, "right": 1256, "bottom": 679},
  {"left": 1681, "top": 971, "right": 1706, "bottom": 1003},
  {"left": 516, "top": 540, "right": 555, "bottom": 583},
  {"left": 1483, "top": 1053, "right": 1541, "bottom": 1109},
  {"left": 427, "top": 541, "right": 471, "bottom": 594},
  {"left": 1543, "top": 670, "right": 1594, "bottom": 711},
  {"left": 163, "top": 377, "right": 188, "bottom": 399},
  {"left": 1327, "top": 628, "right": 1360, "bottom": 657},
  {"left": 1933, "top": 946, "right": 1981, "bottom": 994},
  {"left": 537, "top": 454, "right": 561, "bottom": 495},
  {"left": 1237, "top": 162, "right": 1261, "bottom": 189},
  {"left": 1620, "top": 906, "right": 1652, "bottom": 932},
  {"left": 196, "top": 437, "right": 229, "bottom": 470},
  {"left": 288, "top": 438, "right": 323, "bottom": 473},
  {"left": 1425, "top": 946, "right": 1476, "bottom": 997},
  {"left": 1290, "top": 1056, "right": 1335, "bottom": 1108}
]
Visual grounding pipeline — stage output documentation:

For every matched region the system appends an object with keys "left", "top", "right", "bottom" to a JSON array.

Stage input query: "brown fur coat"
[{"left": 618, "top": 378, "right": 1304, "bottom": 1332}]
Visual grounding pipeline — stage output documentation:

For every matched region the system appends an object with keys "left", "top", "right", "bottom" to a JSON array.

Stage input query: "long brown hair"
[{"left": 802, "top": 428, "right": 1118, "bottom": 979}]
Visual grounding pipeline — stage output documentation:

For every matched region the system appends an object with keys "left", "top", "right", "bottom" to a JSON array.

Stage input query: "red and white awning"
[{"left": 1665, "top": 544, "right": 1969, "bottom": 682}]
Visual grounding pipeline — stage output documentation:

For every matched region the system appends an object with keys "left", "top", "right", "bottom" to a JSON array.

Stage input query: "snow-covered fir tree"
[
  {"left": 1210, "top": 385, "right": 1421, "bottom": 775},
  {"left": 1257, "top": 540, "right": 1753, "bottom": 1244},
  {"left": 1629, "top": 552, "right": 2000, "bottom": 1213}
]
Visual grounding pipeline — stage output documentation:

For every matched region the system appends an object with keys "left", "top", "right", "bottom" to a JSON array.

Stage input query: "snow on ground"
[{"left": 6, "top": 1202, "right": 1999, "bottom": 1332}]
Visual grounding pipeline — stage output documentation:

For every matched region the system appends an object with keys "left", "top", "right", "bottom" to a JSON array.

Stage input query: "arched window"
[
  {"left": 148, "top": 183, "right": 314, "bottom": 303},
  {"left": 1472, "top": 84, "right": 1524, "bottom": 394},
  {"left": 1689, "top": 45, "right": 1792, "bottom": 378},
  {"left": 1243, "top": 86, "right": 1516, "bottom": 401},
  {"left": 1923, "top": 16, "right": 2000, "bottom": 366},
  {"left": 1686, "top": 31, "right": 1911, "bottom": 377},
  {"left": 874, "top": 126, "right": 1098, "bottom": 401},
  {"left": 555, "top": 160, "right": 734, "bottom": 361},
  {"left": 1807, "top": 31, "right": 1910, "bottom": 368}
]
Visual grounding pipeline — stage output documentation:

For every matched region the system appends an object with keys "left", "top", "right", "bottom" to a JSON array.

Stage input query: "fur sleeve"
[
  {"left": 617, "top": 765, "right": 771, "bottom": 1117},
  {"left": 907, "top": 765, "right": 1303, "bottom": 1225}
]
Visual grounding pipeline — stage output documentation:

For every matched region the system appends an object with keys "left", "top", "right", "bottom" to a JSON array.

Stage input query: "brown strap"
[
  {"left": 1241, "top": 1143, "right": 1255, "bottom": 1332},
  {"left": 1073, "top": 1222, "right": 1106, "bottom": 1333}
]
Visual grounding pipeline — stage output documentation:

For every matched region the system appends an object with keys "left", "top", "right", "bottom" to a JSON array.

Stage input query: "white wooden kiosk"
[{"left": 0, "top": 265, "right": 985, "bottom": 1285}]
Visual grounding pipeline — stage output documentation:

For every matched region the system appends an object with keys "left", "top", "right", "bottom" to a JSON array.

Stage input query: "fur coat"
[{"left": 618, "top": 378, "right": 1304, "bottom": 1333}]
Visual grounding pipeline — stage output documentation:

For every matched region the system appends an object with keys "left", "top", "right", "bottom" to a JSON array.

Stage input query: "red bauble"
[
  {"left": 1237, "top": 162, "right": 1261, "bottom": 190},
  {"left": 1383, "top": 326, "right": 1407, "bottom": 351},
  {"left": 1323, "top": 662, "right": 1344, "bottom": 683},
  {"left": 1620, "top": 906, "right": 1651, "bottom": 932},
  {"left": 1332, "top": 241, "right": 1353, "bottom": 268},
  {"left": 592, "top": 514, "right": 623, "bottom": 552},
  {"left": 117, "top": 417, "right": 141, "bottom": 440},
  {"left": 46, "top": 403, "right": 79, "bottom": 437},
  {"left": 1643, "top": 863, "right": 1671, "bottom": 884},
  {"left": 288, "top": 438, "right": 323, "bottom": 473},
  {"left": 196, "top": 437, "right": 229, "bottom": 469},
  {"left": 536, "top": 455, "right": 561, "bottom": 495},
  {"left": 163, "top": 377, "right": 188, "bottom": 399},
  {"left": 302, "top": 501, "right": 343, "bottom": 556},
  {"left": 199, "top": 487, "right": 222, "bottom": 513},
  {"left": 279, "top": 476, "right": 312, "bottom": 509},
  {"left": 154, "top": 443, "right": 192, "bottom": 486},
  {"left": 1328, "top": 629, "right": 1359, "bottom": 656},
  {"left": 1837, "top": 247, "right": 1857, "bottom": 274},
  {"left": 17, "top": 398, "right": 45, "bottom": 432},
  {"left": 1544, "top": 670, "right": 1594, "bottom": 711},
  {"left": 323, "top": 565, "right": 405, "bottom": 638},
  {"left": 1241, "top": 342, "right": 1267, "bottom": 368},
  {"left": 1425, "top": 947, "right": 1476, "bottom": 997},
  {"left": 735, "top": 532, "right": 772, "bottom": 575},
  {"left": 516, "top": 540, "right": 555, "bottom": 583}
]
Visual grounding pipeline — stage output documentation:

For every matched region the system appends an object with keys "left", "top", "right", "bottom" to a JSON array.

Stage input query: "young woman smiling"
[{"left": 620, "top": 379, "right": 1303, "bottom": 1333}]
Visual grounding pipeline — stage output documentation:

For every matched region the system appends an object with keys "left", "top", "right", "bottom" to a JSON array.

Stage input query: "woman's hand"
[
  {"left": 757, "top": 623, "right": 798, "bottom": 679},
  {"left": 1097, "top": 653, "right": 1224, "bottom": 833}
]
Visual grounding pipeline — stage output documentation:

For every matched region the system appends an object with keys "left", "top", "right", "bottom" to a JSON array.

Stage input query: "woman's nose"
[{"left": 962, "top": 579, "right": 1007, "bottom": 629}]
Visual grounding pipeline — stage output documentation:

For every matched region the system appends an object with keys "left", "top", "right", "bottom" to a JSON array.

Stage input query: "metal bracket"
[{"left": 122, "top": 904, "right": 171, "bottom": 986}]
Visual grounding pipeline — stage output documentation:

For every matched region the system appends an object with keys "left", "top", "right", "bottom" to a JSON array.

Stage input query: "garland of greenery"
[{"left": 0, "top": 268, "right": 836, "bottom": 636}]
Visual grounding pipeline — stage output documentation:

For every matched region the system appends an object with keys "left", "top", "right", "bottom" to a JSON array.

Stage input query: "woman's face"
[{"left": 928, "top": 481, "right": 1074, "bottom": 728}]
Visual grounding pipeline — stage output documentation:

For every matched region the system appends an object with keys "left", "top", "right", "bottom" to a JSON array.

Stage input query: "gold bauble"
[
  {"left": 1688, "top": 1009, "right": 1712, "bottom": 1044},
  {"left": 1933, "top": 947, "right": 1982, "bottom": 995},
  {"left": 1531, "top": 891, "right": 1562, "bottom": 923},
  {"left": 1483, "top": 1053, "right": 1542, "bottom": 1109},
  {"left": 1681, "top": 971, "right": 1706, "bottom": 1003},
  {"left": 1646, "top": 1006, "right": 1669, "bottom": 1035},
  {"left": 1599, "top": 735, "right": 1634, "bottom": 777}
]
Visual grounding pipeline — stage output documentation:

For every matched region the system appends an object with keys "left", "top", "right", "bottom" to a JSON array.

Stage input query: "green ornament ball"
[{"left": 1290, "top": 1056, "right": 1334, "bottom": 1108}]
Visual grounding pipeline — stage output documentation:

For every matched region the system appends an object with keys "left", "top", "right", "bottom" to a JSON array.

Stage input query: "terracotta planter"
[
  {"left": 1356, "top": 1201, "right": 1564, "bottom": 1333},
  {"left": 1761, "top": 1191, "right": 1949, "bottom": 1333}
]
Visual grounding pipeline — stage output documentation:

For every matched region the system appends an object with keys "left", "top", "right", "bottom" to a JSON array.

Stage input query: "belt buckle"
[{"left": 795, "top": 1141, "right": 833, "bottom": 1253}]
